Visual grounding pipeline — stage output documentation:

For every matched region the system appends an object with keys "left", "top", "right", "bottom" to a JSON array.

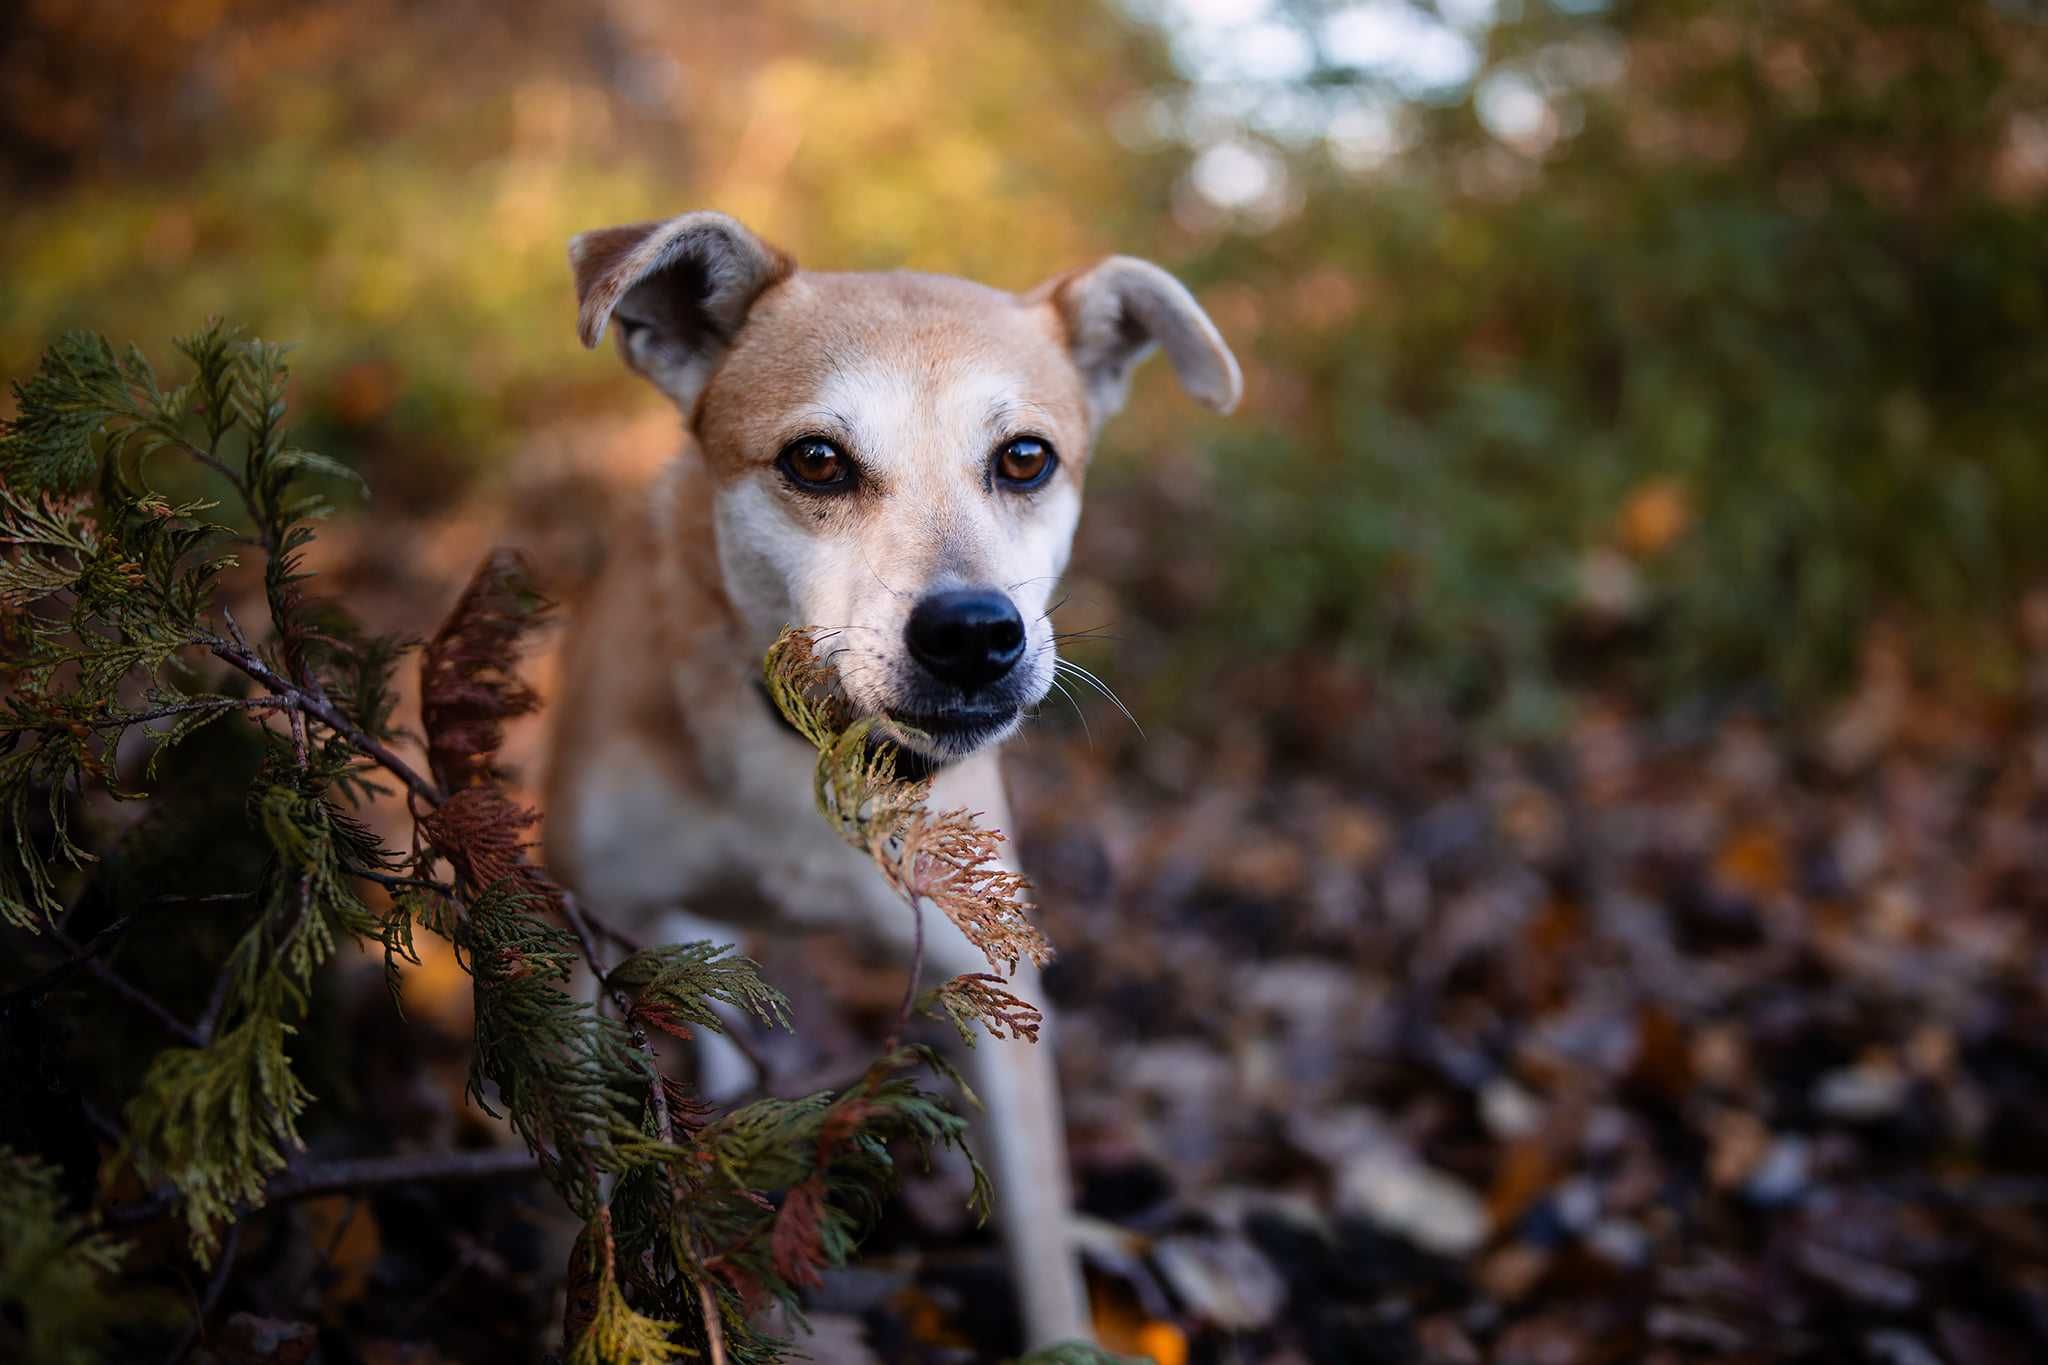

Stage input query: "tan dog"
[{"left": 543, "top": 211, "right": 1239, "bottom": 1349}]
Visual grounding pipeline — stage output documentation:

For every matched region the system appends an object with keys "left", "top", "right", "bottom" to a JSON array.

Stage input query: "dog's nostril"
[{"left": 906, "top": 589, "right": 1027, "bottom": 693}]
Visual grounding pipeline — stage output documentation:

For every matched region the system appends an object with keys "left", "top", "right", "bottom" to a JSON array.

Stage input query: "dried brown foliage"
[
  {"left": 762, "top": 627, "right": 1053, "bottom": 1029},
  {"left": 418, "top": 786, "right": 547, "bottom": 895},
  {"left": 926, "top": 973, "right": 1044, "bottom": 1045},
  {"left": 768, "top": 1175, "right": 829, "bottom": 1291},
  {"left": 414, "top": 548, "right": 558, "bottom": 906},
  {"left": 889, "top": 810, "right": 1051, "bottom": 976},
  {"left": 420, "top": 549, "right": 550, "bottom": 792}
]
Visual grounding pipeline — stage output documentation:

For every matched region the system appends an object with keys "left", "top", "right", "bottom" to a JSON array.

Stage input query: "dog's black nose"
[{"left": 905, "top": 589, "right": 1026, "bottom": 693}]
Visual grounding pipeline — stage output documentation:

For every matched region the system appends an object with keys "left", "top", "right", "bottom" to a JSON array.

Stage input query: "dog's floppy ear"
[
  {"left": 569, "top": 211, "right": 793, "bottom": 411},
  {"left": 1035, "top": 256, "right": 1243, "bottom": 426}
]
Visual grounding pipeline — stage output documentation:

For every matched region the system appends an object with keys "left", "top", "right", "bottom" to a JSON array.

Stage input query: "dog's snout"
[{"left": 905, "top": 589, "right": 1026, "bottom": 693}]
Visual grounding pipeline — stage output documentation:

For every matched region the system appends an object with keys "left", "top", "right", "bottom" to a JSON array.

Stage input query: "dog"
[{"left": 542, "top": 210, "right": 1240, "bottom": 1349}]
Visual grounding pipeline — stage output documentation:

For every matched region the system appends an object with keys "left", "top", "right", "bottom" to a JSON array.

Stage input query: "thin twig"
[
  {"left": 557, "top": 890, "right": 626, "bottom": 1016},
  {"left": 300, "top": 1195, "right": 362, "bottom": 1302},
  {"left": 348, "top": 867, "right": 460, "bottom": 898},
  {"left": 556, "top": 892, "right": 609, "bottom": 984},
  {"left": 576, "top": 902, "right": 646, "bottom": 957},
  {"left": 56, "top": 696, "right": 293, "bottom": 732},
  {"left": 634, "top": 1017, "right": 674, "bottom": 1143},
  {"left": 746, "top": 1055, "right": 871, "bottom": 1104},
  {"left": 193, "top": 953, "right": 237, "bottom": 1045},
  {"left": 179, "top": 841, "right": 319, "bottom": 1061},
  {"left": 557, "top": 894, "right": 780, "bottom": 1084},
  {"left": 266, "top": 1147, "right": 541, "bottom": 1202},
  {"left": 391, "top": 1232, "right": 494, "bottom": 1332},
  {"left": 710, "top": 1005, "right": 775, "bottom": 1085},
  {"left": 80, "top": 1099, "right": 124, "bottom": 1146},
  {"left": 46, "top": 926, "right": 204, "bottom": 1048},
  {"left": 106, "top": 1146, "right": 540, "bottom": 1227},
  {"left": 571, "top": 896, "right": 674, "bottom": 1134},
  {"left": 698, "top": 1276, "right": 730, "bottom": 1365},
  {"left": 887, "top": 896, "right": 927, "bottom": 1053},
  {"left": 184, "top": 444, "right": 250, "bottom": 500},
  {"left": 166, "top": 1222, "right": 240, "bottom": 1364},
  {"left": 205, "top": 634, "right": 445, "bottom": 809},
  {"left": 566, "top": 892, "right": 734, "bottom": 1362}
]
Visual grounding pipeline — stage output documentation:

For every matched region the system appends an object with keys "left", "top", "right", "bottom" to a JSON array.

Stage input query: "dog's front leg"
[
  {"left": 918, "top": 758, "right": 1090, "bottom": 1347},
  {"left": 961, "top": 963, "right": 1092, "bottom": 1348},
  {"left": 653, "top": 906, "right": 762, "bottom": 1101}
]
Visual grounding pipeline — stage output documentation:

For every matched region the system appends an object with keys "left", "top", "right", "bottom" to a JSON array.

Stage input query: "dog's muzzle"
[
  {"left": 886, "top": 587, "right": 1029, "bottom": 754},
  {"left": 904, "top": 588, "right": 1025, "bottom": 692}
]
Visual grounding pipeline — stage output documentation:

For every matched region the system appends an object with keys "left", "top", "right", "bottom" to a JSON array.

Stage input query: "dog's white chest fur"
[
  {"left": 561, "top": 683, "right": 855, "bottom": 923},
  {"left": 560, "top": 671, "right": 1008, "bottom": 977}
]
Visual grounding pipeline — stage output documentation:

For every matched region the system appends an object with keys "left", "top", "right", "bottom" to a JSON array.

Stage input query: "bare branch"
[
  {"left": 69, "top": 696, "right": 292, "bottom": 732},
  {"left": 348, "top": 867, "right": 460, "bottom": 898},
  {"left": 558, "top": 890, "right": 629, "bottom": 1019},
  {"left": 574, "top": 902, "right": 646, "bottom": 958},
  {"left": 698, "top": 1277, "right": 730, "bottom": 1365},
  {"left": 886, "top": 897, "right": 926, "bottom": 1054},
  {"left": 262, "top": 1146, "right": 539, "bottom": 1202},
  {"left": 193, "top": 955, "right": 236, "bottom": 1046},
  {"left": 167, "top": 1223, "right": 241, "bottom": 1365},
  {"left": 205, "top": 633, "right": 446, "bottom": 808},
  {"left": 46, "top": 925, "right": 204, "bottom": 1048},
  {"left": 106, "top": 1146, "right": 541, "bottom": 1228}
]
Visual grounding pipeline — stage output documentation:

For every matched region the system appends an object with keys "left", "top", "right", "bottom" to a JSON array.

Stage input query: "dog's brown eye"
[
  {"left": 993, "top": 437, "right": 1056, "bottom": 490},
  {"left": 777, "top": 438, "right": 854, "bottom": 491}
]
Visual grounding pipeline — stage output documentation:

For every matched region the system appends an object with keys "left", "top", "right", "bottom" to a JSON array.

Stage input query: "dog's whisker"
[
  {"left": 1045, "top": 675, "right": 1093, "bottom": 747},
  {"left": 1033, "top": 590, "right": 1074, "bottom": 626},
  {"left": 856, "top": 544, "right": 911, "bottom": 600},
  {"left": 1054, "top": 656, "right": 1130, "bottom": 706},
  {"left": 1056, "top": 676, "right": 1131, "bottom": 735},
  {"left": 1054, "top": 658, "right": 1143, "bottom": 737}
]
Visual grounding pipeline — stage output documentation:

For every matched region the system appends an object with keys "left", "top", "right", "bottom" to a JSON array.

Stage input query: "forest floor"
[{"left": 225, "top": 429, "right": 2048, "bottom": 1365}]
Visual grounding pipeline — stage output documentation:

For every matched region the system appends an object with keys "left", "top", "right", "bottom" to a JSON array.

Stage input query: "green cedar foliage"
[
  {"left": 0, "top": 323, "right": 1009, "bottom": 1362},
  {"left": 0, "top": 1149, "right": 143, "bottom": 1365}
]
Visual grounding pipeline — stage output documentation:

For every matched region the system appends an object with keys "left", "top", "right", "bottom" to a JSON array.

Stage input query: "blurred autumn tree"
[
  {"left": 0, "top": 0, "right": 1181, "bottom": 498},
  {"left": 5, "top": 0, "right": 2047, "bottom": 720},
  {"left": 1185, "top": 0, "right": 2048, "bottom": 724}
]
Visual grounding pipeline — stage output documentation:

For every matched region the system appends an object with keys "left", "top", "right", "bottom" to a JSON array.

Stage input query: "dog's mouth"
[{"left": 878, "top": 701, "right": 1020, "bottom": 758}]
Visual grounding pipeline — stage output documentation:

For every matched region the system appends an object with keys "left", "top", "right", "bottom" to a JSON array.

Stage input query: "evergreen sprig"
[
  {"left": 0, "top": 322, "right": 1030, "bottom": 1362},
  {"left": 609, "top": 941, "right": 794, "bottom": 1044},
  {"left": 763, "top": 628, "right": 1051, "bottom": 1022},
  {"left": 0, "top": 1149, "right": 144, "bottom": 1365},
  {"left": 762, "top": 632, "right": 1135, "bottom": 1362}
]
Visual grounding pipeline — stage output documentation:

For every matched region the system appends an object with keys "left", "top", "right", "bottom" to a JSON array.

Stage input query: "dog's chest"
[{"left": 558, "top": 680, "right": 908, "bottom": 941}]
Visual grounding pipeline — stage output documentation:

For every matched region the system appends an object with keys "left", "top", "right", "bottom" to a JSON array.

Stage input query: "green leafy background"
[{"left": 8, "top": 0, "right": 2044, "bottom": 724}]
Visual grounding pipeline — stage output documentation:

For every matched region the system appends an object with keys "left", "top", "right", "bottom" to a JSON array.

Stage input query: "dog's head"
[{"left": 570, "top": 211, "right": 1240, "bottom": 763}]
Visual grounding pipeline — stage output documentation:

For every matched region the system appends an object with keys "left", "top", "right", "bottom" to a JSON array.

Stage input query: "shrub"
[{"left": 0, "top": 323, "right": 1101, "bottom": 1364}]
